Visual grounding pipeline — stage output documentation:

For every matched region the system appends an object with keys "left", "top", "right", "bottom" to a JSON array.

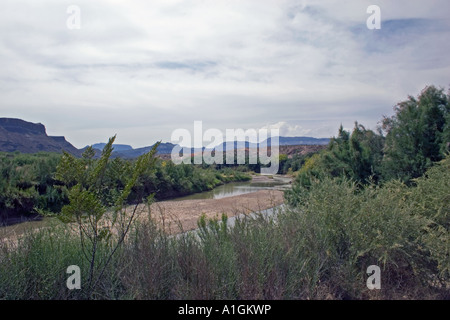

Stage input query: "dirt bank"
[{"left": 139, "top": 189, "right": 284, "bottom": 234}]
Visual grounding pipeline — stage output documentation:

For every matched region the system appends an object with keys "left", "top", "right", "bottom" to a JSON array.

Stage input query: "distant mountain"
[
  {"left": 91, "top": 143, "right": 133, "bottom": 152},
  {"left": 0, "top": 118, "right": 330, "bottom": 159},
  {"left": 110, "top": 136, "right": 331, "bottom": 158},
  {"left": 0, "top": 118, "right": 81, "bottom": 156},
  {"left": 212, "top": 136, "right": 330, "bottom": 151},
  {"left": 87, "top": 141, "right": 178, "bottom": 159},
  {"left": 269, "top": 136, "right": 330, "bottom": 146},
  {"left": 115, "top": 143, "right": 176, "bottom": 158}
]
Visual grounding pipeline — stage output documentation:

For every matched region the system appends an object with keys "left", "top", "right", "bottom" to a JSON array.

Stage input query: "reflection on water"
[{"left": 174, "top": 178, "right": 291, "bottom": 201}]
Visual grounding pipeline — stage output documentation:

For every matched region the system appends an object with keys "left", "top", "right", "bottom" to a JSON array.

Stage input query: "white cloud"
[
  {"left": 0, "top": 0, "right": 449, "bottom": 148},
  {"left": 260, "top": 121, "right": 311, "bottom": 137}
]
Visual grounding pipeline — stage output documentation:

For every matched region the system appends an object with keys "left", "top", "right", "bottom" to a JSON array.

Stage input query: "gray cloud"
[{"left": 1, "top": 0, "right": 449, "bottom": 148}]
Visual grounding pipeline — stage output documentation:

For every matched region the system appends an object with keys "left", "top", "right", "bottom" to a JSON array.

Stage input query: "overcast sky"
[{"left": 1, "top": 0, "right": 449, "bottom": 148}]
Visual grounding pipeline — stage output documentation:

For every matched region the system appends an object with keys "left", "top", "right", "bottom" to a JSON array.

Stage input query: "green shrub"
[
  {"left": 408, "top": 157, "right": 450, "bottom": 280},
  {"left": 284, "top": 157, "right": 450, "bottom": 298}
]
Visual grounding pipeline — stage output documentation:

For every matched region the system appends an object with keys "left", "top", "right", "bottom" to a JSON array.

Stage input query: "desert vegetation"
[
  {"left": 0, "top": 85, "right": 449, "bottom": 300},
  {"left": 0, "top": 146, "right": 251, "bottom": 224}
]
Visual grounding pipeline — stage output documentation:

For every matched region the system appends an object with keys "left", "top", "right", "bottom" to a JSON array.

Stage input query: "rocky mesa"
[{"left": 0, "top": 118, "right": 81, "bottom": 156}]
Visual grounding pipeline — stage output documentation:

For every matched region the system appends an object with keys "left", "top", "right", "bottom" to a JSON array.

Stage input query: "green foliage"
[
  {"left": 286, "top": 123, "right": 384, "bottom": 203},
  {"left": 278, "top": 153, "right": 311, "bottom": 174},
  {"left": 0, "top": 145, "right": 251, "bottom": 224},
  {"left": 1, "top": 157, "right": 448, "bottom": 299},
  {"left": 381, "top": 85, "right": 450, "bottom": 182},
  {"left": 0, "top": 152, "right": 66, "bottom": 222},
  {"left": 55, "top": 135, "right": 160, "bottom": 298},
  {"left": 288, "top": 85, "right": 450, "bottom": 196},
  {"left": 284, "top": 157, "right": 450, "bottom": 297},
  {"left": 408, "top": 157, "right": 450, "bottom": 279},
  {"left": 0, "top": 223, "right": 121, "bottom": 299},
  {"left": 316, "top": 123, "right": 384, "bottom": 182},
  {"left": 1, "top": 84, "right": 448, "bottom": 300},
  {"left": 284, "top": 85, "right": 450, "bottom": 297},
  {"left": 136, "top": 160, "right": 251, "bottom": 200}
]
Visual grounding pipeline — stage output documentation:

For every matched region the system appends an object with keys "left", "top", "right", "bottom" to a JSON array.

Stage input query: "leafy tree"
[
  {"left": 287, "top": 122, "right": 384, "bottom": 197},
  {"left": 0, "top": 152, "right": 66, "bottom": 221},
  {"left": 278, "top": 154, "right": 288, "bottom": 173},
  {"left": 325, "top": 123, "right": 384, "bottom": 182},
  {"left": 381, "top": 85, "right": 450, "bottom": 183}
]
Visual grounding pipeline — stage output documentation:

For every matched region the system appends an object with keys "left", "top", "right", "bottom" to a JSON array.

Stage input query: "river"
[
  {"left": 173, "top": 175, "right": 292, "bottom": 201},
  {"left": 0, "top": 175, "right": 292, "bottom": 238}
]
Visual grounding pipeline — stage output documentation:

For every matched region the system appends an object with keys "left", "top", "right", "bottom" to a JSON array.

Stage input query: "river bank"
[
  {"left": 142, "top": 189, "right": 285, "bottom": 234},
  {"left": 140, "top": 174, "right": 290, "bottom": 234},
  {"left": 0, "top": 174, "right": 291, "bottom": 239},
  {"left": 129, "top": 174, "right": 291, "bottom": 234}
]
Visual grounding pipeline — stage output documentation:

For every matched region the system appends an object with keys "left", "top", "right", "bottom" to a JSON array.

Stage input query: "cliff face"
[
  {"left": 0, "top": 118, "right": 47, "bottom": 135},
  {"left": 0, "top": 118, "right": 81, "bottom": 156}
]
